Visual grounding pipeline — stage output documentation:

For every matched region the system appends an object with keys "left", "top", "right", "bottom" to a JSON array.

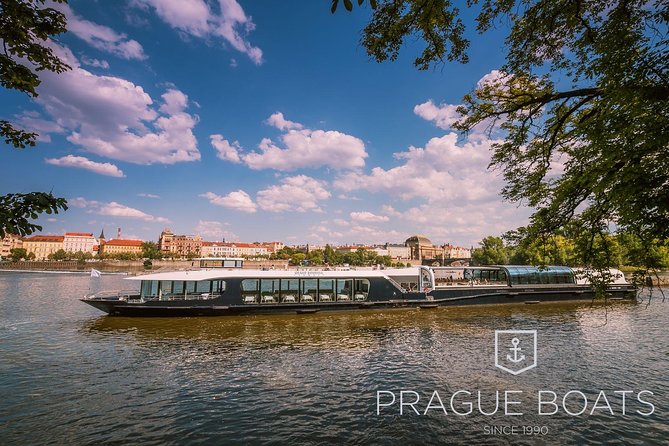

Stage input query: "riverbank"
[{"left": 0, "top": 259, "right": 290, "bottom": 274}]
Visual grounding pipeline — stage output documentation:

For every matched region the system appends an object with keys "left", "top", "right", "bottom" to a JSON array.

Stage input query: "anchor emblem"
[
  {"left": 506, "top": 337, "right": 525, "bottom": 363},
  {"left": 495, "top": 330, "right": 537, "bottom": 375}
]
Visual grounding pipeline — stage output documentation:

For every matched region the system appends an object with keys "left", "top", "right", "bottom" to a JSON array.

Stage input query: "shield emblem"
[{"left": 495, "top": 330, "right": 537, "bottom": 375}]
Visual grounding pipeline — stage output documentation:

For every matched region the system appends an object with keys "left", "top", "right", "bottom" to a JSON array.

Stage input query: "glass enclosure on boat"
[
  {"left": 240, "top": 278, "right": 370, "bottom": 304},
  {"left": 140, "top": 280, "right": 226, "bottom": 300},
  {"left": 502, "top": 266, "right": 575, "bottom": 285}
]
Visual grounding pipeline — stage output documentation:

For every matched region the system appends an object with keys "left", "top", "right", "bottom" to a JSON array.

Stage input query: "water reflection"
[{"left": 2, "top": 272, "right": 667, "bottom": 445}]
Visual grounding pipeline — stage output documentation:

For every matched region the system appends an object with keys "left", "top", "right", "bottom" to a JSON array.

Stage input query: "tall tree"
[
  {"left": 471, "top": 236, "right": 509, "bottom": 265},
  {"left": 1, "top": 0, "right": 70, "bottom": 236},
  {"left": 333, "top": 0, "right": 669, "bottom": 270}
]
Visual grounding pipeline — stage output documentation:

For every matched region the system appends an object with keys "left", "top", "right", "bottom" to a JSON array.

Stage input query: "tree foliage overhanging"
[
  {"left": 333, "top": 0, "right": 669, "bottom": 270},
  {"left": 1, "top": 0, "right": 70, "bottom": 238}
]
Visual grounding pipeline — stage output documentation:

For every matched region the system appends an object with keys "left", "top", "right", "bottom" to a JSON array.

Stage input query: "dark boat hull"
[{"left": 81, "top": 285, "right": 636, "bottom": 317}]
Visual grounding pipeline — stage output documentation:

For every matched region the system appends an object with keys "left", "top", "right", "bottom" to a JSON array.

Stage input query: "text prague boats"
[{"left": 80, "top": 258, "right": 635, "bottom": 316}]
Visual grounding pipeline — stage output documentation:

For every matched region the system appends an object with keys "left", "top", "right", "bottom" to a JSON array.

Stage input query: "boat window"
[
  {"left": 159, "top": 280, "right": 173, "bottom": 295},
  {"left": 260, "top": 279, "right": 280, "bottom": 303},
  {"left": 241, "top": 279, "right": 259, "bottom": 304},
  {"left": 212, "top": 280, "right": 225, "bottom": 293},
  {"left": 336, "top": 279, "right": 353, "bottom": 301},
  {"left": 172, "top": 281, "right": 184, "bottom": 295},
  {"left": 281, "top": 279, "right": 299, "bottom": 303},
  {"left": 300, "top": 279, "right": 318, "bottom": 302},
  {"left": 195, "top": 281, "right": 212, "bottom": 293},
  {"left": 354, "top": 279, "right": 370, "bottom": 301},
  {"left": 318, "top": 279, "right": 335, "bottom": 301},
  {"left": 141, "top": 280, "right": 159, "bottom": 299}
]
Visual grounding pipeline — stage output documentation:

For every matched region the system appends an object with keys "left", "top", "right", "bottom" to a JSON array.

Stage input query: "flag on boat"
[{"left": 90, "top": 269, "right": 102, "bottom": 278}]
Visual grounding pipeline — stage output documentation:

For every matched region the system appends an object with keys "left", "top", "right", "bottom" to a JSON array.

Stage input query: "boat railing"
[{"left": 85, "top": 289, "right": 139, "bottom": 301}]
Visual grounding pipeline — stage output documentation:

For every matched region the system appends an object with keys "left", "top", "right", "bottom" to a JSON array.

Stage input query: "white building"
[
  {"left": 63, "top": 232, "right": 97, "bottom": 254},
  {"left": 385, "top": 243, "right": 411, "bottom": 260},
  {"left": 201, "top": 242, "right": 269, "bottom": 258}
]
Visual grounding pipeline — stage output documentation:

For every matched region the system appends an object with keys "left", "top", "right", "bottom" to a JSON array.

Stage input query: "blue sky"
[{"left": 1, "top": 0, "right": 532, "bottom": 246}]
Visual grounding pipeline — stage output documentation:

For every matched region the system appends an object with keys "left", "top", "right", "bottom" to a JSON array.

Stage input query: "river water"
[{"left": 0, "top": 272, "right": 667, "bottom": 445}]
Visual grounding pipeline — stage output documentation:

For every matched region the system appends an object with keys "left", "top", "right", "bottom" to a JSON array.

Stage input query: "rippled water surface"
[{"left": 0, "top": 272, "right": 667, "bottom": 445}]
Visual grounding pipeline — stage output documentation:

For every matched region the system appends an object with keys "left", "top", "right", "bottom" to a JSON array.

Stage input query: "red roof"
[
  {"left": 24, "top": 235, "right": 64, "bottom": 242},
  {"left": 65, "top": 232, "right": 93, "bottom": 237},
  {"left": 105, "top": 239, "right": 143, "bottom": 247}
]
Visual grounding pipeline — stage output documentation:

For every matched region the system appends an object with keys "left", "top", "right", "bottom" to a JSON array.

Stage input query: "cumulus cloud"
[
  {"left": 100, "top": 202, "right": 169, "bottom": 222},
  {"left": 266, "top": 112, "right": 303, "bottom": 130},
  {"left": 195, "top": 220, "right": 237, "bottom": 241},
  {"left": 34, "top": 43, "right": 200, "bottom": 165},
  {"left": 310, "top": 221, "right": 402, "bottom": 245},
  {"left": 200, "top": 190, "right": 257, "bottom": 213},
  {"left": 80, "top": 56, "right": 110, "bottom": 69},
  {"left": 414, "top": 100, "right": 461, "bottom": 130},
  {"left": 243, "top": 113, "right": 367, "bottom": 171},
  {"left": 14, "top": 111, "right": 63, "bottom": 143},
  {"left": 58, "top": 4, "right": 146, "bottom": 60},
  {"left": 133, "top": 0, "right": 262, "bottom": 64},
  {"left": 334, "top": 133, "right": 498, "bottom": 202},
  {"left": 256, "top": 175, "right": 331, "bottom": 212},
  {"left": 210, "top": 134, "right": 241, "bottom": 163},
  {"left": 350, "top": 211, "right": 389, "bottom": 223},
  {"left": 45, "top": 155, "right": 125, "bottom": 177},
  {"left": 67, "top": 197, "right": 170, "bottom": 223}
]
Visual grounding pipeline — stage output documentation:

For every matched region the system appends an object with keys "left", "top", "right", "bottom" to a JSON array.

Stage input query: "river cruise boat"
[{"left": 81, "top": 261, "right": 635, "bottom": 316}]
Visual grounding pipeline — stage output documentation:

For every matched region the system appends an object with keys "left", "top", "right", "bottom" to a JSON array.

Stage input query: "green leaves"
[
  {"left": 0, "top": 193, "right": 68, "bottom": 239},
  {"left": 1, "top": 0, "right": 70, "bottom": 147}
]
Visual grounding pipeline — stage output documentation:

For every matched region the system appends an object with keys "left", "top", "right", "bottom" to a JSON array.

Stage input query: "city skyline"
[{"left": 2, "top": 1, "right": 532, "bottom": 247}]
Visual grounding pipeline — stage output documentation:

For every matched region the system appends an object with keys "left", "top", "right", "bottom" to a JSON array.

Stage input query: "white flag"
[{"left": 90, "top": 268, "right": 102, "bottom": 278}]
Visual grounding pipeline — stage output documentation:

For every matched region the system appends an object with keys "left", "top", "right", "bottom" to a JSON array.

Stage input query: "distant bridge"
[{"left": 421, "top": 258, "right": 471, "bottom": 267}]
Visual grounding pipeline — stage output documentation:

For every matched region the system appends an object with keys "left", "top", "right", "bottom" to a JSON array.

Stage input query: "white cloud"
[
  {"left": 45, "top": 155, "right": 125, "bottom": 177},
  {"left": 256, "top": 175, "right": 331, "bottom": 213},
  {"left": 195, "top": 220, "right": 237, "bottom": 241},
  {"left": 244, "top": 113, "right": 367, "bottom": 171},
  {"left": 14, "top": 111, "right": 63, "bottom": 143},
  {"left": 334, "top": 133, "right": 497, "bottom": 202},
  {"left": 266, "top": 112, "right": 303, "bottom": 130},
  {"left": 99, "top": 202, "right": 169, "bottom": 223},
  {"left": 133, "top": 0, "right": 262, "bottom": 65},
  {"left": 67, "top": 197, "right": 170, "bottom": 223},
  {"left": 35, "top": 43, "right": 200, "bottom": 165},
  {"left": 59, "top": 4, "right": 146, "bottom": 60},
  {"left": 80, "top": 56, "right": 110, "bottom": 69},
  {"left": 137, "top": 193, "right": 160, "bottom": 199},
  {"left": 381, "top": 205, "right": 401, "bottom": 217},
  {"left": 350, "top": 211, "right": 389, "bottom": 223},
  {"left": 200, "top": 191, "right": 257, "bottom": 213},
  {"left": 210, "top": 134, "right": 241, "bottom": 163},
  {"left": 477, "top": 69, "right": 507, "bottom": 89},
  {"left": 414, "top": 100, "right": 461, "bottom": 130},
  {"left": 310, "top": 221, "right": 402, "bottom": 245}
]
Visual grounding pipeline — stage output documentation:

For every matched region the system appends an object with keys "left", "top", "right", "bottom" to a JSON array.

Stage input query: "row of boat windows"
[
  {"left": 140, "top": 280, "right": 226, "bottom": 299},
  {"left": 433, "top": 269, "right": 508, "bottom": 286},
  {"left": 241, "top": 278, "right": 370, "bottom": 304},
  {"left": 505, "top": 268, "right": 575, "bottom": 285}
]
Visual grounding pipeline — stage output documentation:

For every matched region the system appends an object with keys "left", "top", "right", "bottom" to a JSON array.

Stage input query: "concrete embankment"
[{"left": 0, "top": 259, "right": 290, "bottom": 274}]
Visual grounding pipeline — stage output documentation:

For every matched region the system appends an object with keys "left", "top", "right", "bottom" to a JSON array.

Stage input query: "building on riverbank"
[
  {"left": 63, "top": 232, "right": 97, "bottom": 255},
  {"left": 23, "top": 235, "right": 65, "bottom": 260},
  {"left": 0, "top": 234, "right": 23, "bottom": 259},
  {"left": 159, "top": 229, "right": 202, "bottom": 257},
  {"left": 100, "top": 239, "right": 144, "bottom": 256}
]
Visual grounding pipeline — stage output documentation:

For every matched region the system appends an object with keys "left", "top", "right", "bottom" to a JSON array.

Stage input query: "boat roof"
[{"left": 126, "top": 267, "right": 422, "bottom": 281}]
